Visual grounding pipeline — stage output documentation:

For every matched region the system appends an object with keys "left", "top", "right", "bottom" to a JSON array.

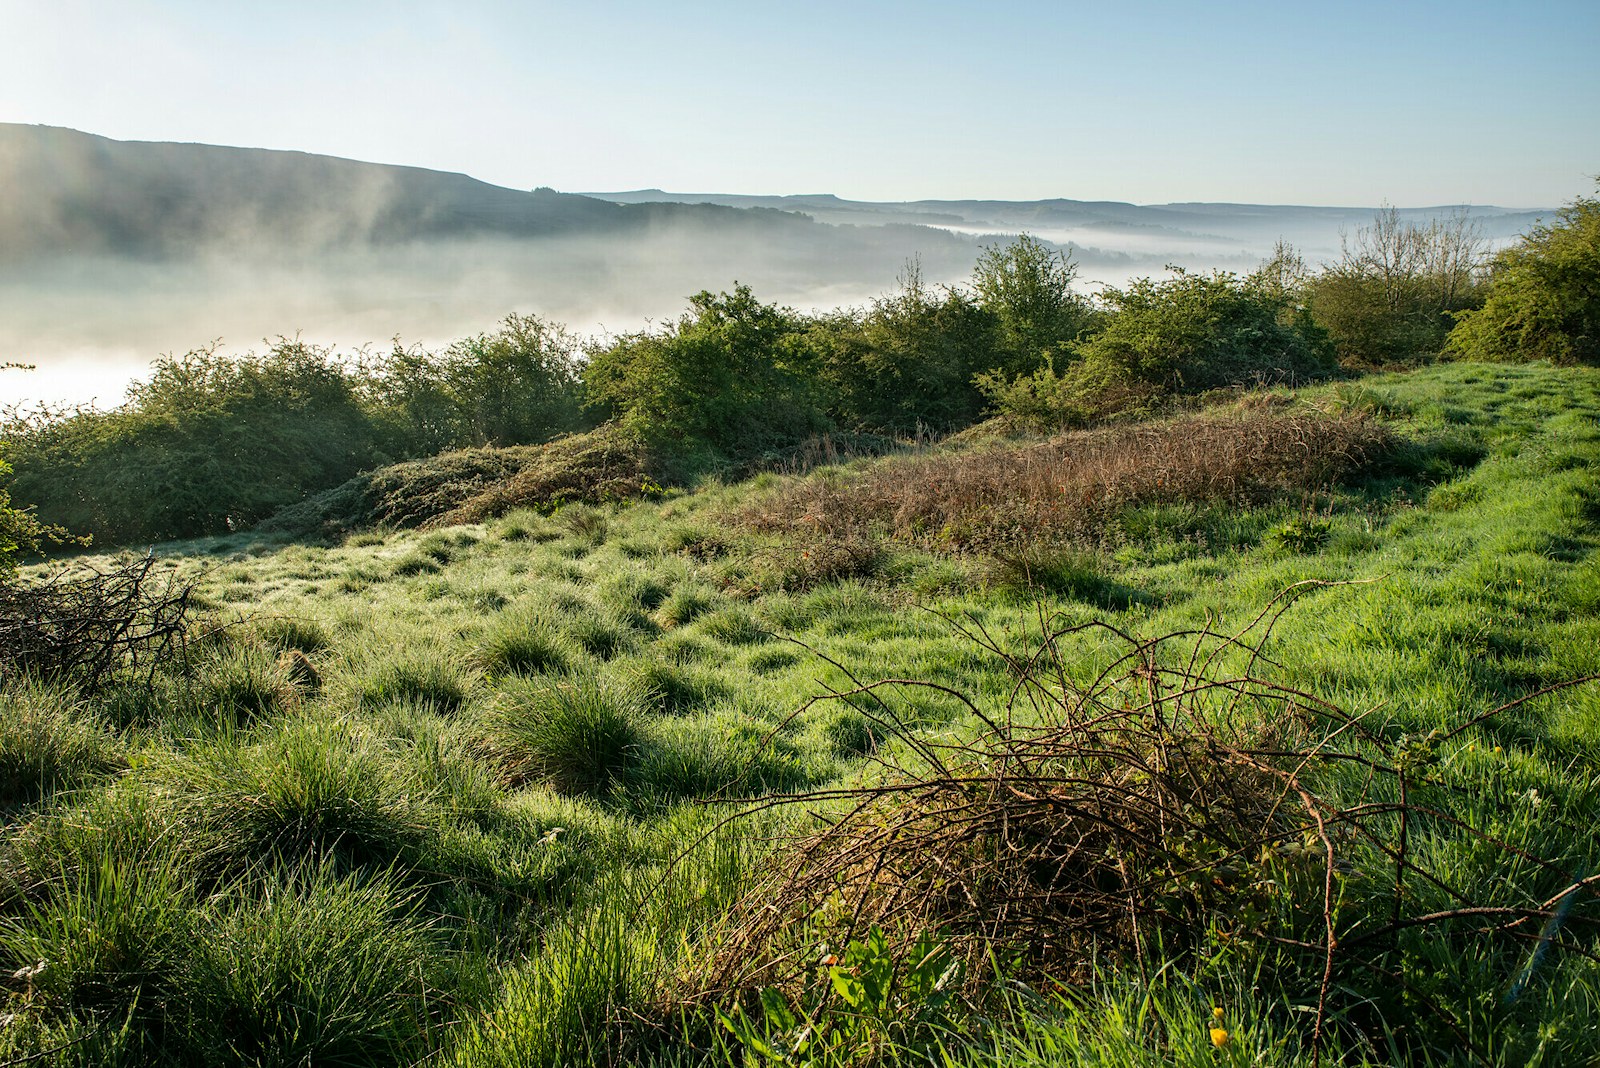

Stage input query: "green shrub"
[
  {"left": 583, "top": 285, "right": 829, "bottom": 464},
  {"left": 1076, "top": 269, "right": 1335, "bottom": 394},
  {"left": 1448, "top": 188, "right": 1600, "bottom": 365}
]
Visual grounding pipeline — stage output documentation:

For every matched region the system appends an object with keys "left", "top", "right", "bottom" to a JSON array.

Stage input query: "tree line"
[{"left": 2, "top": 188, "right": 1596, "bottom": 552}]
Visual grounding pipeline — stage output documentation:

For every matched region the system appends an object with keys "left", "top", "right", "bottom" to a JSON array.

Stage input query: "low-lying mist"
[{"left": 0, "top": 229, "right": 986, "bottom": 410}]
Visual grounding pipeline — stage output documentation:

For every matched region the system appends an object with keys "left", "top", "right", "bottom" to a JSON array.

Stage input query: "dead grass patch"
[{"left": 739, "top": 407, "right": 1394, "bottom": 554}]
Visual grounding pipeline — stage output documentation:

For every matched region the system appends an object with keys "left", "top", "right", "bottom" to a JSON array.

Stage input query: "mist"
[{"left": 0, "top": 229, "right": 982, "bottom": 411}]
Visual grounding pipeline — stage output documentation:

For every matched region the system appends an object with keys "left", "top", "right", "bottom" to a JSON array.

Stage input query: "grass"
[
  {"left": 4, "top": 362, "right": 1599, "bottom": 1066},
  {"left": 481, "top": 674, "right": 648, "bottom": 797}
]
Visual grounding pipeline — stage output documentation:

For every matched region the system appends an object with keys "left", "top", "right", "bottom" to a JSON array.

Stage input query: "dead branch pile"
[
  {"left": 0, "top": 553, "right": 196, "bottom": 689},
  {"left": 691, "top": 584, "right": 1600, "bottom": 1063}
]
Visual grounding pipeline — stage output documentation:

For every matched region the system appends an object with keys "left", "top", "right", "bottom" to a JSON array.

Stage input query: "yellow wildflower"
[{"left": 1210, "top": 1025, "right": 1230, "bottom": 1047}]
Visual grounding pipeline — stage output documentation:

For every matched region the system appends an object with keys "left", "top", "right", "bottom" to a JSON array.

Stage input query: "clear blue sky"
[{"left": 2, "top": 0, "right": 1595, "bottom": 206}]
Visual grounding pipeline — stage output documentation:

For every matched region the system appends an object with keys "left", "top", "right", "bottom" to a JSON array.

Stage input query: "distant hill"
[
  {"left": 0, "top": 124, "right": 941, "bottom": 264},
  {"left": 586, "top": 189, "right": 1550, "bottom": 263}
]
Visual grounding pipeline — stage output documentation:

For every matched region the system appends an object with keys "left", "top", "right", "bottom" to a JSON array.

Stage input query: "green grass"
[{"left": 5, "top": 362, "right": 1600, "bottom": 1066}]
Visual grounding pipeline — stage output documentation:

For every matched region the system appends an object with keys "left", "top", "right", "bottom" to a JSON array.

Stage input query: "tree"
[
  {"left": 1074, "top": 269, "right": 1334, "bottom": 394},
  {"left": 1306, "top": 206, "right": 1487, "bottom": 366},
  {"left": 1447, "top": 187, "right": 1600, "bottom": 365},
  {"left": 970, "top": 234, "right": 1095, "bottom": 374}
]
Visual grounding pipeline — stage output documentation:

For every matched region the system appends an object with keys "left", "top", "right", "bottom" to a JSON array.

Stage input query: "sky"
[{"left": 1, "top": 0, "right": 1595, "bottom": 207}]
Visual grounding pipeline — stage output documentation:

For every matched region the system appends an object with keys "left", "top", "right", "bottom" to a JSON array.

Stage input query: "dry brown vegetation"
[
  {"left": 0, "top": 553, "right": 197, "bottom": 689},
  {"left": 263, "top": 425, "right": 656, "bottom": 538},
  {"left": 739, "top": 403, "right": 1395, "bottom": 554},
  {"left": 685, "top": 593, "right": 1600, "bottom": 1063}
]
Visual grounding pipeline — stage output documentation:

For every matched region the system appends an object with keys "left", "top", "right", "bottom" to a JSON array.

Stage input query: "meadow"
[{"left": 3, "top": 358, "right": 1599, "bottom": 1066}]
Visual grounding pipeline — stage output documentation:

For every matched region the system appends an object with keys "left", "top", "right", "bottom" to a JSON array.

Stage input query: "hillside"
[
  {"left": 588, "top": 188, "right": 1550, "bottom": 263},
  {"left": 3, "top": 362, "right": 1599, "bottom": 1066},
  {"left": 0, "top": 124, "right": 903, "bottom": 263}
]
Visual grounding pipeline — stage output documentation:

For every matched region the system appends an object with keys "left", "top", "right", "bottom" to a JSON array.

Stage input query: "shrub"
[
  {"left": 1075, "top": 269, "right": 1334, "bottom": 394},
  {"left": 1306, "top": 207, "right": 1487, "bottom": 366},
  {"left": 3, "top": 339, "right": 380, "bottom": 543},
  {"left": 971, "top": 233, "right": 1096, "bottom": 375},
  {"left": 583, "top": 285, "right": 829, "bottom": 465},
  {"left": 1447, "top": 188, "right": 1600, "bottom": 365}
]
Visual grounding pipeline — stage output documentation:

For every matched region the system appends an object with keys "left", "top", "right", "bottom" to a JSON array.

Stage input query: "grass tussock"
[
  {"left": 480, "top": 675, "right": 646, "bottom": 797},
  {"left": 0, "top": 685, "right": 124, "bottom": 808},
  {"left": 741, "top": 406, "right": 1395, "bottom": 553}
]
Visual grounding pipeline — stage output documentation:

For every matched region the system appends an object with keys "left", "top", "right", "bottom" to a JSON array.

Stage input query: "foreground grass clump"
[
  {"left": 157, "top": 719, "right": 434, "bottom": 873},
  {"left": 481, "top": 675, "right": 647, "bottom": 797},
  {"left": 0, "top": 685, "right": 124, "bottom": 807}
]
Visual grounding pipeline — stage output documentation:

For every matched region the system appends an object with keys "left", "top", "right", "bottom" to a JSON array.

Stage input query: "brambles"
[{"left": 690, "top": 589, "right": 1600, "bottom": 1064}]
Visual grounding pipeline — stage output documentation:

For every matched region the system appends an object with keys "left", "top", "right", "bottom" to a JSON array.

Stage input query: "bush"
[
  {"left": 365, "top": 313, "right": 586, "bottom": 453},
  {"left": 1447, "top": 188, "right": 1600, "bottom": 365},
  {"left": 583, "top": 285, "right": 829, "bottom": 466},
  {"left": 971, "top": 233, "right": 1096, "bottom": 375},
  {"left": 807, "top": 264, "right": 999, "bottom": 433},
  {"left": 1306, "top": 207, "right": 1487, "bottom": 366},
  {"left": 4, "top": 340, "right": 380, "bottom": 543},
  {"left": 1075, "top": 269, "right": 1334, "bottom": 394}
]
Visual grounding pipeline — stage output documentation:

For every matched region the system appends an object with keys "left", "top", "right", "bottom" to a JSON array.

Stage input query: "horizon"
[
  {"left": 8, "top": 121, "right": 1565, "bottom": 213},
  {"left": 2, "top": 1, "right": 1594, "bottom": 207}
]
